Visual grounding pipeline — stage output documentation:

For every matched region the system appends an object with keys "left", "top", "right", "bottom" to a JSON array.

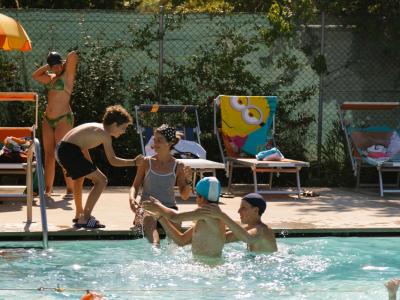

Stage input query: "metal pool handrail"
[{"left": 34, "top": 138, "right": 48, "bottom": 249}]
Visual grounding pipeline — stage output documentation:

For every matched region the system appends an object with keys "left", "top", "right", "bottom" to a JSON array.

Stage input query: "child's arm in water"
[
  {"left": 158, "top": 216, "right": 193, "bottom": 246},
  {"left": 143, "top": 197, "right": 209, "bottom": 223},
  {"left": 200, "top": 204, "right": 258, "bottom": 244},
  {"left": 142, "top": 198, "right": 180, "bottom": 220}
]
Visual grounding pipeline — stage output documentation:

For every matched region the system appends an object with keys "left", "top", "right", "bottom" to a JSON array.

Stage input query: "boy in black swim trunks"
[{"left": 57, "top": 105, "right": 144, "bottom": 228}]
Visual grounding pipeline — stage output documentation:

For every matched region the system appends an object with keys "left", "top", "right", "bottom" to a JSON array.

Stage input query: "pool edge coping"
[{"left": 1, "top": 227, "right": 400, "bottom": 241}]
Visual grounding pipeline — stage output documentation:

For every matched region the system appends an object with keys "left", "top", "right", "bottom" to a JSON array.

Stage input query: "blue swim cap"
[
  {"left": 195, "top": 177, "right": 221, "bottom": 203},
  {"left": 47, "top": 51, "right": 63, "bottom": 66},
  {"left": 242, "top": 193, "right": 266, "bottom": 215}
]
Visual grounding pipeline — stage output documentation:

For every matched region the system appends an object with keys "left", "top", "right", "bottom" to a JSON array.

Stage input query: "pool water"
[{"left": 0, "top": 237, "right": 399, "bottom": 299}]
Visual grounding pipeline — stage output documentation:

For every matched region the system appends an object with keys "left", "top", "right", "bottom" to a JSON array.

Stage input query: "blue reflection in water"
[{"left": 0, "top": 237, "right": 398, "bottom": 299}]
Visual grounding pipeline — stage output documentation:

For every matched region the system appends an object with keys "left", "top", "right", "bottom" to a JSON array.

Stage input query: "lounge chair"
[
  {"left": 0, "top": 92, "right": 41, "bottom": 222},
  {"left": 339, "top": 101, "right": 400, "bottom": 196},
  {"left": 213, "top": 95, "right": 309, "bottom": 197},
  {"left": 135, "top": 104, "right": 225, "bottom": 185}
]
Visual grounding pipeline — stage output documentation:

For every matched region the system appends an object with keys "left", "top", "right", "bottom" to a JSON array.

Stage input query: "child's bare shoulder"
[
  {"left": 75, "top": 122, "right": 103, "bottom": 131},
  {"left": 66, "top": 123, "right": 107, "bottom": 147},
  {"left": 257, "top": 223, "right": 273, "bottom": 237}
]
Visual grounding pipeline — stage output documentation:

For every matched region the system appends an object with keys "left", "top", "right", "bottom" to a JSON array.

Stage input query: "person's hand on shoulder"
[{"left": 134, "top": 154, "right": 145, "bottom": 167}]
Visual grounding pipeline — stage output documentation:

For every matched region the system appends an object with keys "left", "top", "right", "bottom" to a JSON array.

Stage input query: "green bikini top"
[
  {"left": 45, "top": 75, "right": 72, "bottom": 94},
  {"left": 45, "top": 76, "right": 64, "bottom": 90}
]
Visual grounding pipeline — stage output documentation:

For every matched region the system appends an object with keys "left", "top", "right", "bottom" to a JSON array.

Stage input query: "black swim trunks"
[{"left": 56, "top": 141, "right": 96, "bottom": 179}]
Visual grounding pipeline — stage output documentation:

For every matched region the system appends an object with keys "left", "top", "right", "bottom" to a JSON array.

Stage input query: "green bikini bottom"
[{"left": 44, "top": 112, "right": 74, "bottom": 129}]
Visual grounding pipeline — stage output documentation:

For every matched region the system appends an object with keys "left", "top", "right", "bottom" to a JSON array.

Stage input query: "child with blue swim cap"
[{"left": 143, "top": 176, "right": 226, "bottom": 257}]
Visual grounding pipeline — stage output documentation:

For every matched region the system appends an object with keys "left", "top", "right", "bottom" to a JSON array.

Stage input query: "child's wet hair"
[
  {"left": 102, "top": 105, "right": 133, "bottom": 126},
  {"left": 242, "top": 193, "right": 267, "bottom": 216}
]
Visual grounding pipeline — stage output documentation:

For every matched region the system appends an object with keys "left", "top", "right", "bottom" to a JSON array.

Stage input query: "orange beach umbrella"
[{"left": 0, "top": 13, "right": 32, "bottom": 51}]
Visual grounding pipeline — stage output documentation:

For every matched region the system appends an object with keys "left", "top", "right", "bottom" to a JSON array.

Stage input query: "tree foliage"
[
  {"left": 124, "top": 15, "right": 315, "bottom": 185},
  {"left": 2, "top": 1, "right": 396, "bottom": 186},
  {"left": 3, "top": 0, "right": 399, "bottom": 48},
  {"left": 0, "top": 53, "right": 33, "bottom": 127},
  {"left": 0, "top": 0, "right": 139, "bottom": 9}
]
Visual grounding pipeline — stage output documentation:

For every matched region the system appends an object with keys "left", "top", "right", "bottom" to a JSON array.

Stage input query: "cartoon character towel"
[{"left": 218, "top": 95, "right": 277, "bottom": 157}]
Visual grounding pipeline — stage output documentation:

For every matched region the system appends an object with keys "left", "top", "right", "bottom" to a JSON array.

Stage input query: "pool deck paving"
[{"left": 0, "top": 185, "right": 400, "bottom": 239}]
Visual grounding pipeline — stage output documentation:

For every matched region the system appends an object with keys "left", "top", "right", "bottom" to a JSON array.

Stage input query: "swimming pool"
[{"left": 0, "top": 237, "right": 398, "bottom": 299}]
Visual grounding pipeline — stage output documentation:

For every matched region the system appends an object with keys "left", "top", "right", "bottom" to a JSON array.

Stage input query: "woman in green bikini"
[{"left": 32, "top": 50, "right": 78, "bottom": 199}]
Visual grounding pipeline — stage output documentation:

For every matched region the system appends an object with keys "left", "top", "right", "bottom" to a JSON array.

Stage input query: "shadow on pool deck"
[{"left": 0, "top": 185, "right": 400, "bottom": 239}]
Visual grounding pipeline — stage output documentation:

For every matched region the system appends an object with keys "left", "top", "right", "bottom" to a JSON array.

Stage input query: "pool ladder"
[{"left": 33, "top": 138, "right": 49, "bottom": 249}]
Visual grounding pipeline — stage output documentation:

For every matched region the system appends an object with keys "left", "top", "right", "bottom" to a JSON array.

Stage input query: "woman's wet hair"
[
  {"left": 102, "top": 105, "right": 133, "bottom": 126},
  {"left": 47, "top": 51, "right": 63, "bottom": 66},
  {"left": 155, "top": 124, "right": 180, "bottom": 148}
]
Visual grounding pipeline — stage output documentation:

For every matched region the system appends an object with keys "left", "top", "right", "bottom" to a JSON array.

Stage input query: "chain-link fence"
[{"left": 1, "top": 8, "right": 400, "bottom": 186}]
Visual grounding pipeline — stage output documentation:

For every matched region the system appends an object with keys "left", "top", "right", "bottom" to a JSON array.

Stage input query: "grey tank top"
[{"left": 141, "top": 159, "right": 177, "bottom": 208}]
